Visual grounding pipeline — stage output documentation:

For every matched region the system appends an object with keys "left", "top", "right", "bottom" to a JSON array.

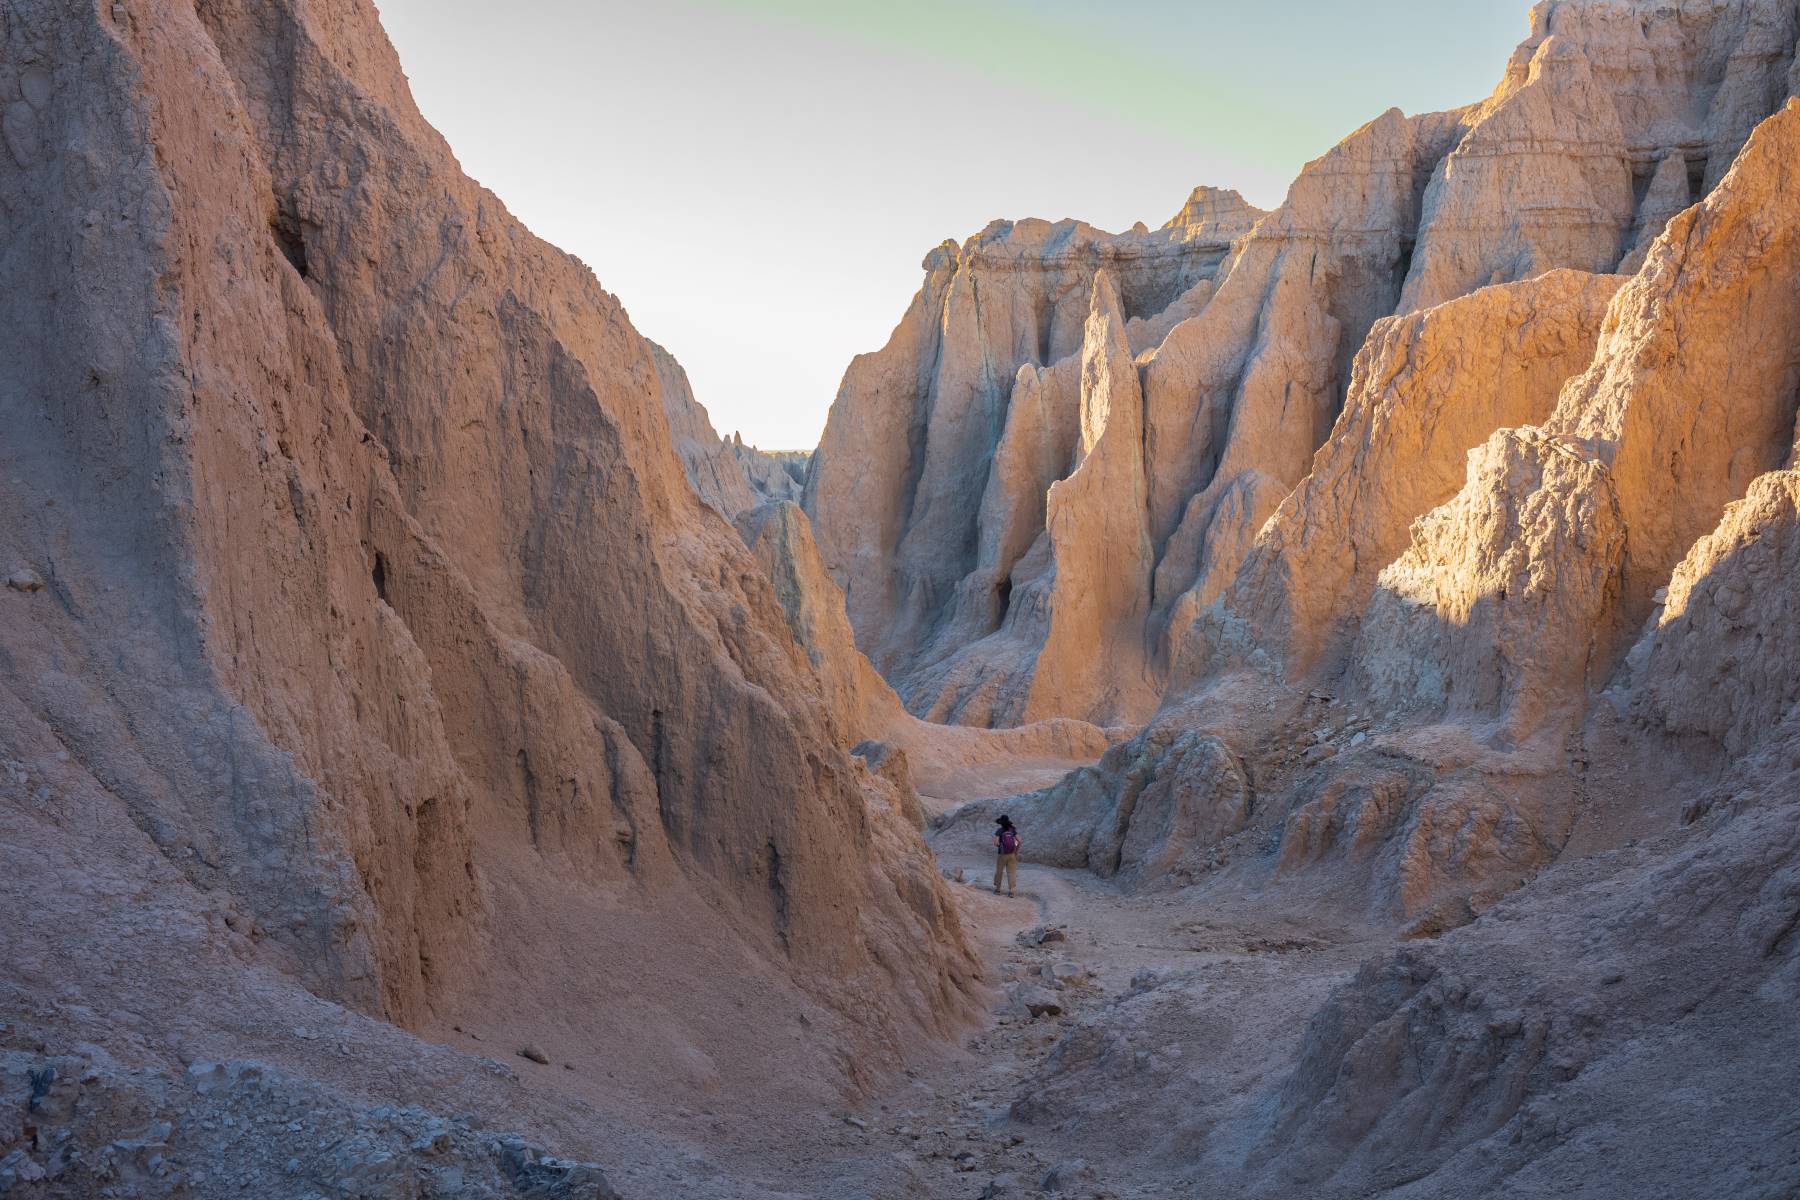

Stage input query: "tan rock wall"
[
  {"left": 0, "top": 0, "right": 978, "bottom": 1071},
  {"left": 1196, "top": 269, "right": 1622, "bottom": 681}
]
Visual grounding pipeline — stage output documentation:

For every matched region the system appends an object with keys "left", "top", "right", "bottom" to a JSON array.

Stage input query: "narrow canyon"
[{"left": 3, "top": 1, "right": 1799, "bottom": 1198}]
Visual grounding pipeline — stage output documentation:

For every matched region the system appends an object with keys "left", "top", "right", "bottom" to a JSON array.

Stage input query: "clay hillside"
[{"left": 3, "top": 0, "right": 1798, "bottom": 1198}]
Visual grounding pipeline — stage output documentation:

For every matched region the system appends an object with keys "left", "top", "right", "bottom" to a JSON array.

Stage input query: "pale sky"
[{"left": 377, "top": 0, "right": 1527, "bottom": 449}]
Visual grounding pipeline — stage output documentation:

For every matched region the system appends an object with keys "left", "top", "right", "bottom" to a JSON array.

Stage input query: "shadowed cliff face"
[
  {"left": 0, "top": 0, "right": 976, "bottom": 1092},
  {"left": 807, "top": 0, "right": 1800, "bottom": 732}
]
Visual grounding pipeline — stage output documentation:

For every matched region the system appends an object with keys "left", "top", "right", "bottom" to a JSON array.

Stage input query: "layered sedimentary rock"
[
  {"left": 1344, "top": 92, "right": 1800, "bottom": 740},
  {"left": 900, "top": 273, "right": 1162, "bottom": 727},
  {"left": 1226, "top": 470, "right": 1800, "bottom": 1200},
  {"left": 810, "top": 0, "right": 1800, "bottom": 730},
  {"left": 0, "top": 3, "right": 977, "bottom": 1189},
  {"left": 1353, "top": 427, "right": 1627, "bottom": 742},
  {"left": 1195, "top": 269, "right": 1624, "bottom": 681}
]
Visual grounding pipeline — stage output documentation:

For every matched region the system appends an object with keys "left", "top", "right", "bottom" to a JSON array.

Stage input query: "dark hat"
[{"left": 996, "top": 814, "right": 1012, "bottom": 826}]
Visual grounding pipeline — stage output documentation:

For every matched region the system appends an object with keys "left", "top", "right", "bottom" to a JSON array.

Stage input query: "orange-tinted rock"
[
  {"left": 810, "top": 1, "right": 1798, "bottom": 730},
  {"left": 0, "top": 0, "right": 976, "bottom": 1095},
  {"left": 1192, "top": 269, "right": 1623, "bottom": 681}
]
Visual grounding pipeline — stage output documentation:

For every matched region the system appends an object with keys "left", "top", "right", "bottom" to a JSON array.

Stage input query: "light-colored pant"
[{"left": 994, "top": 853, "right": 1017, "bottom": 893}]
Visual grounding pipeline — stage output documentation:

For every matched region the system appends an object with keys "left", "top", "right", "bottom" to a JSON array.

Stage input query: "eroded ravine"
[{"left": 9, "top": 2, "right": 1800, "bottom": 1198}]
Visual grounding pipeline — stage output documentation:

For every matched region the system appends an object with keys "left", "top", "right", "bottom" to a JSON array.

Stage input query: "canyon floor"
[{"left": 686, "top": 754, "right": 1386, "bottom": 1200}]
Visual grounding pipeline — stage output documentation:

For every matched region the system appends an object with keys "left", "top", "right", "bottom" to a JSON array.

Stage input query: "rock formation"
[
  {"left": 1197, "top": 268, "right": 1625, "bottom": 682},
  {"left": 804, "top": 190, "right": 1264, "bottom": 723},
  {"left": 826, "top": 0, "right": 1800, "bottom": 987},
  {"left": 12, "top": 0, "right": 1800, "bottom": 1195},
  {"left": 734, "top": 498, "right": 1119, "bottom": 809},
  {"left": 1, "top": 1, "right": 977, "bottom": 1193},
  {"left": 656, "top": 343, "right": 803, "bottom": 516},
  {"left": 809, "top": 0, "right": 1800, "bottom": 730},
  {"left": 923, "top": 30, "right": 1800, "bottom": 1197},
  {"left": 958, "top": 83, "right": 1800, "bottom": 918}
]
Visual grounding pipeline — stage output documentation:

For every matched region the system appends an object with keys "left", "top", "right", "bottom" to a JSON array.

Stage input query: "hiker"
[{"left": 993, "top": 815, "right": 1021, "bottom": 897}]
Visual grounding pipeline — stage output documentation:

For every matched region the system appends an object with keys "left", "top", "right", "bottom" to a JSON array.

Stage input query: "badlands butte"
[{"left": 3, "top": 0, "right": 1799, "bottom": 1197}]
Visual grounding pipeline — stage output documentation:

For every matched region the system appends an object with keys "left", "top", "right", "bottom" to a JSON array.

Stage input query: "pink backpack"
[{"left": 998, "top": 828, "right": 1020, "bottom": 854}]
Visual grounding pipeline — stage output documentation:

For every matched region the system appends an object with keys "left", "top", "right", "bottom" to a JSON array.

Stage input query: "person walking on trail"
[{"left": 993, "top": 815, "right": 1021, "bottom": 897}]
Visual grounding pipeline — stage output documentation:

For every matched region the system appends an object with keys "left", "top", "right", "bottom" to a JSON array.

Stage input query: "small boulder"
[
  {"left": 517, "top": 1045, "right": 551, "bottom": 1065},
  {"left": 1012, "top": 985, "right": 1063, "bottom": 1018},
  {"left": 6, "top": 568, "right": 42, "bottom": 593}
]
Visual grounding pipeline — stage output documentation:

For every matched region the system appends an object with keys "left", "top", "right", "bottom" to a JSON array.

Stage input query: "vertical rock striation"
[
  {"left": 808, "top": 0, "right": 1800, "bottom": 730},
  {"left": 0, "top": 0, "right": 975, "bottom": 1101},
  {"left": 804, "top": 194, "right": 1264, "bottom": 718}
]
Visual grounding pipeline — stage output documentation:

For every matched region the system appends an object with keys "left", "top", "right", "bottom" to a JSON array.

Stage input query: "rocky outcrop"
[
  {"left": 737, "top": 500, "right": 901, "bottom": 738},
  {"left": 730, "top": 436, "right": 808, "bottom": 506},
  {"left": 657, "top": 343, "right": 802, "bottom": 515},
  {"left": 1347, "top": 93, "right": 1800, "bottom": 743},
  {"left": 942, "top": 77, "right": 1800, "bottom": 927},
  {"left": 808, "top": 0, "right": 1800, "bottom": 730},
  {"left": 0, "top": 5, "right": 981, "bottom": 1186},
  {"left": 1195, "top": 269, "right": 1624, "bottom": 681},
  {"left": 959, "top": 724, "right": 1251, "bottom": 887},
  {"left": 1236, "top": 588, "right": 1800, "bottom": 1199},
  {"left": 899, "top": 274, "right": 1161, "bottom": 727},
  {"left": 804, "top": 194, "right": 1263, "bottom": 716},
  {"left": 656, "top": 341, "right": 761, "bottom": 515},
  {"left": 1399, "top": 0, "right": 1800, "bottom": 312},
  {"left": 1353, "top": 428, "right": 1627, "bottom": 743},
  {"left": 1625, "top": 470, "right": 1800, "bottom": 762},
  {"left": 809, "top": 0, "right": 1800, "bottom": 966},
  {"left": 734, "top": 499, "right": 1121, "bottom": 802},
  {"left": 861, "top": 6, "right": 1800, "bottom": 1197},
  {"left": 970, "top": 90, "right": 1800, "bottom": 1192}
]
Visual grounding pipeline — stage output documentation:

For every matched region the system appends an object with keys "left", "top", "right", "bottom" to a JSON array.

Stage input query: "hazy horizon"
[{"left": 378, "top": 0, "right": 1527, "bottom": 449}]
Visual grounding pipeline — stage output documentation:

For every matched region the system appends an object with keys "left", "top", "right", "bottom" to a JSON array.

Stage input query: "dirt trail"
[{"left": 747, "top": 756, "right": 1386, "bottom": 1200}]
